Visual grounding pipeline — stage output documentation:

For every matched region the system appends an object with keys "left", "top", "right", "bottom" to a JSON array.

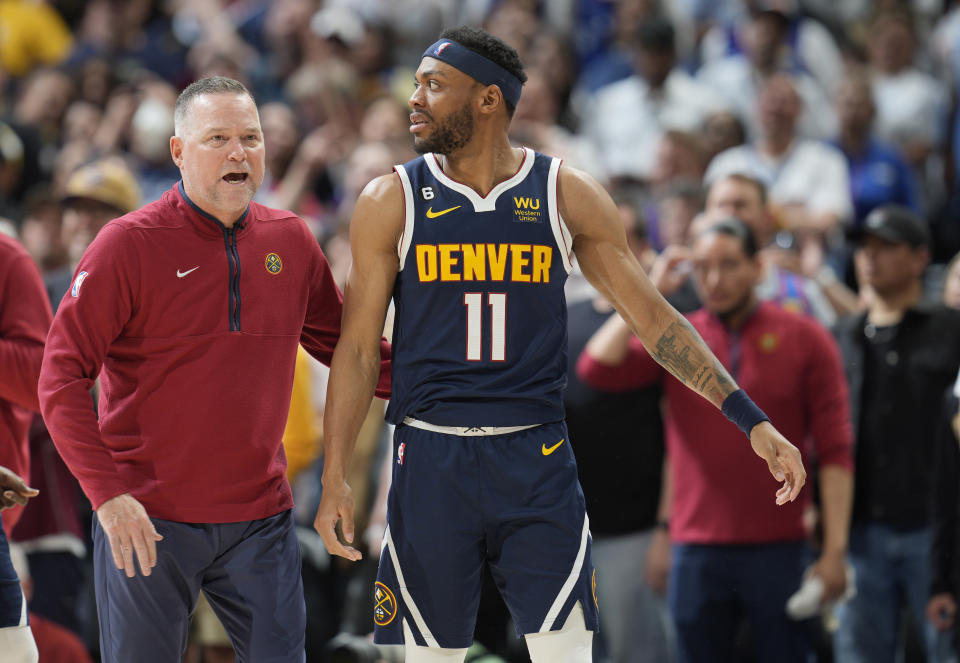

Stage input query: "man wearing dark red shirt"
[
  {"left": 0, "top": 229, "right": 50, "bottom": 662},
  {"left": 578, "top": 218, "right": 854, "bottom": 663},
  {"left": 39, "top": 77, "right": 390, "bottom": 662}
]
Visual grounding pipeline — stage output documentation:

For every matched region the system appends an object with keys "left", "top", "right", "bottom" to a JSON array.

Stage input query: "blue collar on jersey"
[{"left": 422, "top": 39, "right": 523, "bottom": 108}]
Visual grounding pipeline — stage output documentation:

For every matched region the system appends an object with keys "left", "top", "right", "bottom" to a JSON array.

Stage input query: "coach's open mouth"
[{"left": 223, "top": 173, "right": 248, "bottom": 183}]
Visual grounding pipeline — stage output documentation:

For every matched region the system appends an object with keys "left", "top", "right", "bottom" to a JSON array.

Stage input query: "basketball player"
[{"left": 314, "top": 26, "right": 806, "bottom": 663}]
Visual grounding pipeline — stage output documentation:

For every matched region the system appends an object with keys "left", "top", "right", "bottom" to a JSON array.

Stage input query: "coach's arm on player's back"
[{"left": 557, "top": 164, "right": 806, "bottom": 504}]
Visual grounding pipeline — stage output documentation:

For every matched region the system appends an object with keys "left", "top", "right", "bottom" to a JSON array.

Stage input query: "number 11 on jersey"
[{"left": 464, "top": 293, "right": 506, "bottom": 362}]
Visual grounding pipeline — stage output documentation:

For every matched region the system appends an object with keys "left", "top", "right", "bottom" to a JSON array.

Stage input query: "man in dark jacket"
[{"left": 833, "top": 205, "right": 960, "bottom": 663}]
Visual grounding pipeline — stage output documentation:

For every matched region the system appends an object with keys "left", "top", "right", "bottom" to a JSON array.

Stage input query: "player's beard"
[{"left": 414, "top": 103, "right": 474, "bottom": 155}]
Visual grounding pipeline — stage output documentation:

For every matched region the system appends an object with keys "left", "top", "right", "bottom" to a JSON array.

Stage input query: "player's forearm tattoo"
[{"left": 652, "top": 319, "right": 736, "bottom": 406}]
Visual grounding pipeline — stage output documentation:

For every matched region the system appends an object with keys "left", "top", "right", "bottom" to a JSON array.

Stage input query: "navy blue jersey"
[{"left": 385, "top": 148, "right": 572, "bottom": 427}]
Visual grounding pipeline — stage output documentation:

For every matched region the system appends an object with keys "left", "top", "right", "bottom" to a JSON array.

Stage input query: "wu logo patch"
[
  {"left": 265, "top": 253, "right": 282, "bottom": 274},
  {"left": 513, "top": 197, "right": 542, "bottom": 223},
  {"left": 71, "top": 271, "right": 89, "bottom": 298},
  {"left": 374, "top": 581, "right": 397, "bottom": 626}
]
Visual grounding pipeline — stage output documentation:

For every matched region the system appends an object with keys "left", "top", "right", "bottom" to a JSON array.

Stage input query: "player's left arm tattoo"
[{"left": 652, "top": 318, "right": 736, "bottom": 407}]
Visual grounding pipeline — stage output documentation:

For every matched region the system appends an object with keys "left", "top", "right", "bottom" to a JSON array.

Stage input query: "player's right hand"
[
  {"left": 314, "top": 480, "right": 362, "bottom": 561},
  {"left": 96, "top": 493, "right": 163, "bottom": 578}
]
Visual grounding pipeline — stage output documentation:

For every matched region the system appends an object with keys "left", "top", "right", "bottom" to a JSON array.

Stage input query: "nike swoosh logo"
[
  {"left": 542, "top": 439, "right": 565, "bottom": 456},
  {"left": 177, "top": 266, "right": 200, "bottom": 278},
  {"left": 426, "top": 205, "right": 461, "bottom": 219}
]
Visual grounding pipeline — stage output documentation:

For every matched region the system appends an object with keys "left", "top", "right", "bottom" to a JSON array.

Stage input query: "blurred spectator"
[
  {"left": 654, "top": 178, "right": 703, "bottom": 252},
  {"left": 10, "top": 68, "right": 74, "bottom": 186},
  {"left": 697, "top": 9, "right": 836, "bottom": 140},
  {"left": 70, "top": 0, "right": 189, "bottom": 86},
  {"left": 9, "top": 542, "right": 93, "bottom": 663},
  {"left": 358, "top": 96, "right": 411, "bottom": 145},
  {"left": 129, "top": 85, "right": 181, "bottom": 203},
  {"left": 18, "top": 187, "right": 66, "bottom": 275},
  {"left": 700, "top": 0, "right": 844, "bottom": 96},
  {"left": 705, "top": 75, "right": 852, "bottom": 246},
  {"left": 944, "top": 252, "right": 960, "bottom": 310},
  {"left": 867, "top": 11, "right": 947, "bottom": 171},
  {"left": 61, "top": 100, "right": 103, "bottom": 147},
  {"left": 44, "top": 158, "right": 141, "bottom": 310},
  {"left": 702, "top": 110, "right": 747, "bottom": 162},
  {"left": 0, "top": 0, "right": 73, "bottom": 77},
  {"left": 833, "top": 205, "right": 960, "bottom": 663},
  {"left": 509, "top": 68, "right": 606, "bottom": 181},
  {"left": 583, "top": 16, "right": 727, "bottom": 182},
  {"left": 578, "top": 217, "right": 853, "bottom": 663},
  {"left": 833, "top": 69, "right": 921, "bottom": 228},
  {"left": 702, "top": 173, "right": 843, "bottom": 324}
]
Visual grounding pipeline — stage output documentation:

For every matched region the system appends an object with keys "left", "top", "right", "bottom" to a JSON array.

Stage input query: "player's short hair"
[
  {"left": 700, "top": 216, "right": 760, "bottom": 259},
  {"left": 174, "top": 76, "right": 253, "bottom": 136},
  {"left": 438, "top": 26, "right": 527, "bottom": 117}
]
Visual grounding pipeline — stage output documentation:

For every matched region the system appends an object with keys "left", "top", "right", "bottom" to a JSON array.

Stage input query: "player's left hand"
[
  {"left": 749, "top": 421, "right": 806, "bottom": 505},
  {"left": 0, "top": 464, "right": 38, "bottom": 510}
]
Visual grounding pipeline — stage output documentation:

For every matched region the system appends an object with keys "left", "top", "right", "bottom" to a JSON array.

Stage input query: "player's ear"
[{"left": 478, "top": 84, "right": 503, "bottom": 116}]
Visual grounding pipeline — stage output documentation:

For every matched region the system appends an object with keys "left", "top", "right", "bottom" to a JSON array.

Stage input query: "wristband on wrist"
[{"left": 721, "top": 389, "right": 770, "bottom": 437}]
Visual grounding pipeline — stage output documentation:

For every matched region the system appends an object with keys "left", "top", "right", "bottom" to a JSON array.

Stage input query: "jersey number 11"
[{"left": 464, "top": 293, "right": 506, "bottom": 362}]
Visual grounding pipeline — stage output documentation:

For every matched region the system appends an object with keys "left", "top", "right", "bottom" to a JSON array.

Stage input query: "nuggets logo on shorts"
[
  {"left": 265, "top": 252, "right": 282, "bottom": 274},
  {"left": 374, "top": 581, "right": 397, "bottom": 626}
]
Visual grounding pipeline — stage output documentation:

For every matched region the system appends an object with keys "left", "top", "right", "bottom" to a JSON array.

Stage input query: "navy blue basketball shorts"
[
  {"left": 373, "top": 420, "right": 599, "bottom": 649},
  {"left": 0, "top": 525, "right": 28, "bottom": 629},
  {"left": 93, "top": 509, "right": 305, "bottom": 663}
]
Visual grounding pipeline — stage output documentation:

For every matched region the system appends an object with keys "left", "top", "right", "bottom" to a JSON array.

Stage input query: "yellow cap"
[{"left": 63, "top": 160, "right": 140, "bottom": 214}]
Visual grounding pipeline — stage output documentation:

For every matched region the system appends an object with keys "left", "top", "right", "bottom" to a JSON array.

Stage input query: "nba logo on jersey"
[{"left": 397, "top": 442, "right": 405, "bottom": 466}]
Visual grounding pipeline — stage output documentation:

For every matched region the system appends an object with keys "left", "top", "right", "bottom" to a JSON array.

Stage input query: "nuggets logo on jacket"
[
  {"left": 374, "top": 581, "right": 397, "bottom": 626},
  {"left": 265, "top": 252, "right": 282, "bottom": 274}
]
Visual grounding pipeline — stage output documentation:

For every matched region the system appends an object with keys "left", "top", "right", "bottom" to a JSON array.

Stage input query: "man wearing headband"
[{"left": 315, "top": 25, "right": 807, "bottom": 663}]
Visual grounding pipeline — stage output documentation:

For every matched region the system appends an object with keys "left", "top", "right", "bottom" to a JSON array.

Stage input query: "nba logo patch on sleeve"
[{"left": 71, "top": 271, "right": 89, "bottom": 298}]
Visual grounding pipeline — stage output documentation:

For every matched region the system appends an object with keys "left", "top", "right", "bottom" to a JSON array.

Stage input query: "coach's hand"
[
  {"left": 749, "top": 421, "right": 806, "bottom": 505},
  {"left": 96, "top": 493, "right": 163, "bottom": 578},
  {"left": 0, "top": 464, "right": 38, "bottom": 509},
  {"left": 314, "top": 479, "right": 362, "bottom": 562}
]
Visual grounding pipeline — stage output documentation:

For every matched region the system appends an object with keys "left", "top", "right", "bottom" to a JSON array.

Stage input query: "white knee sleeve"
[
  {"left": 403, "top": 619, "right": 469, "bottom": 663},
  {"left": 0, "top": 625, "right": 39, "bottom": 663},
  {"left": 525, "top": 602, "right": 594, "bottom": 663}
]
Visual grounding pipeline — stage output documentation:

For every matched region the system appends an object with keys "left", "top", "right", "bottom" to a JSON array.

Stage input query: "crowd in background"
[{"left": 2, "top": 0, "right": 960, "bottom": 661}]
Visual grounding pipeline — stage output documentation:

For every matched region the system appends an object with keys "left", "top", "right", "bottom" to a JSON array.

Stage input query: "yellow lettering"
[
  {"left": 510, "top": 244, "right": 531, "bottom": 282},
  {"left": 530, "top": 198, "right": 540, "bottom": 210},
  {"left": 514, "top": 196, "right": 527, "bottom": 209},
  {"left": 462, "top": 244, "right": 485, "bottom": 281},
  {"left": 439, "top": 244, "right": 460, "bottom": 281},
  {"left": 487, "top": 244, "right": 508, "bottom": 281},
  {"left": 532, "top": 245, "right": 552, "bottom": 283},
  {"left": 416, "top": 244, "right": 437, "bottom": 282}
]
